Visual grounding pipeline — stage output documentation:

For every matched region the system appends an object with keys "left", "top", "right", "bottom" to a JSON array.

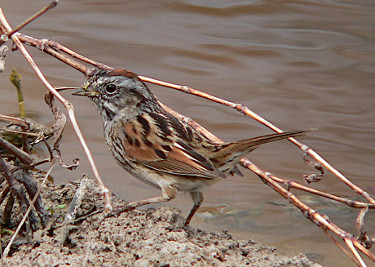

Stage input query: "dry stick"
[
  {"left": 269, "top": 174, "right": 373, "bottom": 209},
  {"left": 0, "top": 114, "right": 30, "bottom": 129},
  {"left": 0, "top": 9, "right": 112, "bottom": 210},
  {"left": 0, "top": 186, "right": 10, "bottom": 206},
  {"left": 13, "top": 34, "right": 90, "bottom": 74},
  {"left": 4, "top": 0, "right": 58, "bottom": 38},
  {"left": 0, "top": 127, "right": 41, "bottom": 138},
  {"left": 143, "top": 76, "right": 375, "bottom": 207},
  {"left": 356, "top": 239, "right": 375, "bottom": 262},
  {"left": 356, "top": 207, "right": 372, "bottom": 249},
  {"left": 243, "top": 158, "right": 372, "bottom": 265},
  {"left": 47, "top": 40, "right": 110, "bottom": 70},
  {"left": 325, "top": 230, "right": 361, "bottom": 266},
  {"left": 0, "top": 137, "right": 34, "bottom": 166},
  {"left": 345, "top": 237, "right": 367, "bottom": 267},
  {"left": 2, "top": 159, "right": 56, "bottom": 259}
]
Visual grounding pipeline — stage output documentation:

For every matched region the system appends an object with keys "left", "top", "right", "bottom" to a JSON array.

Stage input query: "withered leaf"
[
  {"left": 45, "top": 92, "right": 79, "bottom": 170},
  {"left": 45, "top": 92, "right": 66, "bottom": 151}
]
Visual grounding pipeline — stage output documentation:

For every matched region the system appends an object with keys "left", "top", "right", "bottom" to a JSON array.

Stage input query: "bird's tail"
[{"left": 210, "top": 130, "right": 307, "bottom": 175}]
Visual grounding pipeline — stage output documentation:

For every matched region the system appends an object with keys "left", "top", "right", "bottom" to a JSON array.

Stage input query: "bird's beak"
[{"left": 72, "top": 87, "right": 100, "bottom": 97}]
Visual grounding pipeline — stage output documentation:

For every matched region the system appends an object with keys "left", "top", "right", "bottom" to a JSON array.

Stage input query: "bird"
[{"left": 73, "top": 68, "right": 305, "bottom": 226}]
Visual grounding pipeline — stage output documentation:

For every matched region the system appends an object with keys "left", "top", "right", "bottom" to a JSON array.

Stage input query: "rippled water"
[{"left": 1, "top": 1, "right": 375, "bottom": 266}]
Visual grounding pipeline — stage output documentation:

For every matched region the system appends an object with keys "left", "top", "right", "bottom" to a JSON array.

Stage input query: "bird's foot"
[{"left": 106, "top": 203, "right": 136, "bottom": 217}]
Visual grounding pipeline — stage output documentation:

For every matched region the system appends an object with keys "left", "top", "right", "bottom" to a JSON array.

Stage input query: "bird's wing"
[{"left": 112, "top": 114, "right": 225, "bottom": 179}]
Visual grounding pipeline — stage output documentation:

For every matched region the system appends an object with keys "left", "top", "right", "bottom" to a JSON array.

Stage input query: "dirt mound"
[{"left": 2, "top": 174, "right": 319, "bottom": 266}]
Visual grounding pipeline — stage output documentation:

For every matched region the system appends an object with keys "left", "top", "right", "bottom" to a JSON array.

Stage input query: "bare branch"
[
  {"left": 0, "top": 137, "right": 33, "bottom": 165},
  {"left": 4, "top": 0, "right": 58, "bottom": 38},
  {"left": 0, "top": 9, "right": 112, "bottom": 211},
  {"left": 344, "top": 237, "right": 367, "bottom": 267}
]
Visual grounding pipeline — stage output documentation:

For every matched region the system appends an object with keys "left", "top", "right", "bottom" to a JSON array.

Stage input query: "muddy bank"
[{"left": 2, "top": 173, "right": 320, "bottom": 266}]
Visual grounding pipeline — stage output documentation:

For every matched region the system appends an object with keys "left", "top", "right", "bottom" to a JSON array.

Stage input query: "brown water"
[{"left": 1, "top": 1, "right": 375, "bottom": 266}]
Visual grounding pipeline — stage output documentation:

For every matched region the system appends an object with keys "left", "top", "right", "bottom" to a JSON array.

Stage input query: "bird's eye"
[{"left": 105, "top": 84, "right": 117, "bottom": 94}]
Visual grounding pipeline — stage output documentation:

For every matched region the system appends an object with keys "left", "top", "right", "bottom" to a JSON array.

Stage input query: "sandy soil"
[{"left": 1, "top": 172, "right": 320, "bottom": 266}]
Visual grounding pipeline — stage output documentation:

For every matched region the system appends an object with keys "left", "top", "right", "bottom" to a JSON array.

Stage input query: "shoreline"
[{"left": 2, "top": 174, "right": 320, "bottom": 266}]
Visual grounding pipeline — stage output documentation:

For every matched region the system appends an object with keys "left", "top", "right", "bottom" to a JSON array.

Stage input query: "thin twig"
[
  {"left": 0, "top": 114, "right": 30, "bottom": 129},
  {"left": 324, "top": 230, "right": 361, "bottom": 266},
  {"left": 354, "top": 238, "right": 375, "bottom": 262},
  {"left": 0, "top": 127, "right": 41, "bottom": 137},
  {"left": 344, "top": 237, "right": 367, "bottom": 267},
  {"left": 0, "top": 9, "right": 112, "bottom": 211},
  {"left": 269, "top": 174, "right": 374, "bottom": 209},
  {"left": 1, "top": 0, "right": 58, "bottom": 39},
  {"left": 11, "top": 34, "right": 90, "bottom": 74},
  {"left": 48, "top": 40, "right": 110, "bottom": 71},
  {"left": 0, "top": 137, "right": 34, "bottom": 165},
  {"left": 0, "top": 186, "right": 10, "bottom": 206},
  {"left": 142, "top": 75, "right": 375, "bottom": 207}
]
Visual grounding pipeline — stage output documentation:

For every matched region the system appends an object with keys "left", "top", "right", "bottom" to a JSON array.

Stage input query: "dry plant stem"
[
  {"left": 13, "top": 34, "right": 90, "bottom": 75},
  {"left": 2, "top": 193, "right": 14, "bottom": 227},
  {"left": 0, "top": 137, "right": 33, "bottom": 165},
  {"left": 163, "top": 103, "right": 375, "bottom": 264},
  {"left": 10, "top": 34, "right": 107, "bottom": 73},
  {"left": 15, "top": 34, "right": 108, "bottom": 72},
  {"left": 357, "top": 207, "right": 369, "bottom": 232},
  {"left": 345, "top": 237, "right": 367, "bottom": 267},
  {"left": 144, "top": 76, "right": 375, "bottom": 207},
  {"left": 0, "top": 128, "right": 41, "bottom": 138},
  {"left": 0, "top": 114, "right": 30, "bottom": 129},
  {"left": 2, "top": 159, "right": 56, "bottom": 259},
  {"left": 0, "top": 10, "right": 112, "bottom": 210},
  {"left": 305, "top": 148, "right": 375, "bottom": 207},
  {"left": 325, "top": 230, "right": 362, "bottom": 266},
  {"left": 243, "top": 158, "right": 375, "bottom": 263},
  {"left": 0, "top": 186, "right": 10, "bottom": 206},
  {"left": 356, "top": 207, "right": 372, "bottom": 249},
  {"left": 269, "top": 174, "right": 374, "bottom": 209},
  {"left": 64, "top": 175, "right": 89, "bottom": 223},
  {"left": 356, "top": 240, "right": 375, "bottom": 262},
  {"left": 46, "top": 40, "right": 110, "bottom": 71},
  {"left": 4, "top": 0, "right": 58, "bottom": 38}
]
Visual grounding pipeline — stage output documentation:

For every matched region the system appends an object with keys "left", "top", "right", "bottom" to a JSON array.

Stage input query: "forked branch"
[{"left": 0, "top": 9, "right": 112, "bottom": 212}]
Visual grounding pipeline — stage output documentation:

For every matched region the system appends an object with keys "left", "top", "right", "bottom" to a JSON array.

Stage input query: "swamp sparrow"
[{"left": 73, "top": 69, "right": 305, "bottom": 225}]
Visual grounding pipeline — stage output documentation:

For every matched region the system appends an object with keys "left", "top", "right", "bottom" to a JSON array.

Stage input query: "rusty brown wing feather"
[{"left": 116, "top": 114, "right": 225, "bottom": 179}]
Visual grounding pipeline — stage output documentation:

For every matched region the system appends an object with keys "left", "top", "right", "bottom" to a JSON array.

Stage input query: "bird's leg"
[
  {"left": 114, "top": 185, "right": 177, "bottom": 214},
  {"left": 185, "top": 191, "right": 203, "bottom": 226}
]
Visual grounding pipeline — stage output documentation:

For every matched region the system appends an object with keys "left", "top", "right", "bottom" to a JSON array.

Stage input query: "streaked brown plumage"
[{"left": 73, "top": 69, "right": 305, "bottom": 225}]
